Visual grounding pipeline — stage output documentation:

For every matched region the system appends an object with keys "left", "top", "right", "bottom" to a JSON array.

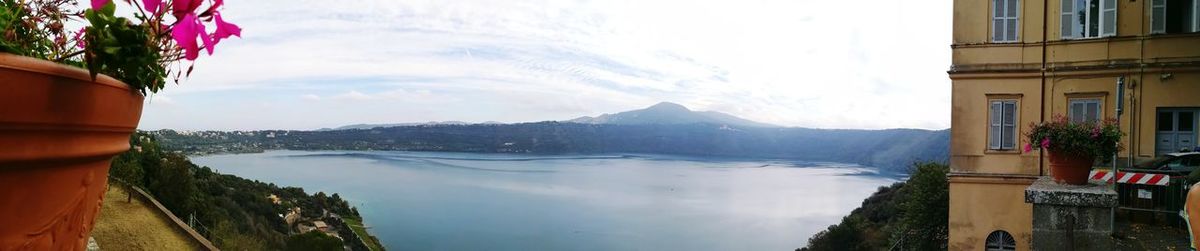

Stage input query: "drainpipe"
[
  {"left": 1040, "top": 0, "right": 1049, "bottom": 177},
  {"left": 1113, "top": 76, "right": 1126, "bottom": 240},
  {"left": 1115, "top": 76, "right": 1125, "bottom": 187}
]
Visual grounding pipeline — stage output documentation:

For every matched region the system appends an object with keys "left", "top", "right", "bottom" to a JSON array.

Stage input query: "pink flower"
[
  {"left": 143, "top": 0, "right": 163, "bottom": 13},
  {"left": 1024, "top": 143, "right": 1033, "bottom": 153},
  {"left": 172, "top": 0, "right": 203, "bottom": 20},
  {"left": 171, "top": 14, "right": 212, "bottom": 60},
  {"left": 91, "top": 0, "right": 110, "bottom": 10},
  {"left": 211, "top": 12, "right": 241, "bottom": 46},
  {"left": 73, "top": 27, "right": 87, "bottom": 49},
  {"left": 1040, "top": 138, "right": 1050, "bottom": 149},
  {"left": 201, "top": 0, "right": 224, "bottom": 17}
]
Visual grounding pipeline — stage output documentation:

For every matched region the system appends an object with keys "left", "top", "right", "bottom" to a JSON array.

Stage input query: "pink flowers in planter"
[
  {"left": 1024, "top": 115, "right": 1124, "bottom": 162},
  {"left": 1024, "top": 138, "right": 1052, "bottom": 153},
  {"left": 90, "top": 0, "right": 242, "bottom": 61},
  {"left": 143, "top": 0, "right": 163, "bottom": 13}
]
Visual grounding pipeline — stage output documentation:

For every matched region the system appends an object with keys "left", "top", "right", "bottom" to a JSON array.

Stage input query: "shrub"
[{"left": 1024, "top": 115, "right": 1123, "bottom": 162}]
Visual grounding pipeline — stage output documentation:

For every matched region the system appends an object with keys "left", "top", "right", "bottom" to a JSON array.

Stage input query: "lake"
[{"left": 191, "top": 150, "right": 899, "bottom": 251}]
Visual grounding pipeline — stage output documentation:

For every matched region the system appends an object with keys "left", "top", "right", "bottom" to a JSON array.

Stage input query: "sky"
[{"left": 138, "top": 0, "right": 953, "bottom": 131}]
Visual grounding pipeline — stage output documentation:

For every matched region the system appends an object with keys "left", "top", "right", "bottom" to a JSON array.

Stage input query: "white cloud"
[
  {"left": 331, "top": 90, "right": 373, "bottom": 101},
  {"left": 139, "top": 0, "right": 953, "bottom": 130},
  {"left": 148, "top": 95, "right": 176, "bottom": 105}
]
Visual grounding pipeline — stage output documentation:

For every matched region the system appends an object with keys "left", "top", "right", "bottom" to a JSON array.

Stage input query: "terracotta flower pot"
[
  {"left": 1048, "top": 152, "right": 1096, "bottom": 185},
  {"left": 0, "top": 53, "right": 143, "bottom": 250}
]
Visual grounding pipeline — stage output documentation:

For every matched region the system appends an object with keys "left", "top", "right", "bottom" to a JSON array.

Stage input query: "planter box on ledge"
[{"left": 1024, "top": 177, "right": 1118, "bottom": 250}]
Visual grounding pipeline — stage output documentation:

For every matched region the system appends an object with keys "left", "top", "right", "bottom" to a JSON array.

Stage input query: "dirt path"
[{"left": 90, "top": 185, "right": 201, "bottom": 250}]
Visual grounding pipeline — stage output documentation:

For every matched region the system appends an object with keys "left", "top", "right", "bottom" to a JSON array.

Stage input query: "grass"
[
  {"left": 91, "top": 185, "right": 201, "bottom": 250},
  {"left": 344, "top": 216, "right": 386, "bottom": 251}
]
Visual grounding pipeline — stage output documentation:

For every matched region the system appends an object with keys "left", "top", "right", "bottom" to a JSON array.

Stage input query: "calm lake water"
[{"left": 191, "top": 150, "right": 899, "bottom": 251}]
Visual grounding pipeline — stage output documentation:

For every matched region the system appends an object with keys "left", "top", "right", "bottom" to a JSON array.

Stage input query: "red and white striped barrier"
[{"left": 1088, "top": 170, "right": 1171, "bottom": 186}]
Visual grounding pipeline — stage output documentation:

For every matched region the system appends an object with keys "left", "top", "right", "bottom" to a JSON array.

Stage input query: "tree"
[
  {"left": 109, "top": 146, "right": 143, "bottom": 202},
  {"left": 148, "top": 154, "right": 199, "bottom": 216},
  {"left": 896, "top": 162, "right": 949, "bottom": 250},
  {"left": 285, "top": 231, "right": 344, "bottom": 251},
  {"left": 801, "top": 215, "right": 869, "bottom": 251},
  {"left": 212, "top": 220, "right": 268, "bottom": 250},
  {"left": 797, "top": 162, "right": 948, "bottom": 251}
]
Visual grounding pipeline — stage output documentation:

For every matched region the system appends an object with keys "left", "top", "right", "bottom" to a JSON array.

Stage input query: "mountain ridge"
[
  {"left": 151, "top": 122, "right": 949, "bottom": 172},
  {"left": 325, "top": 102, "right": 782, "bottom": 131},
  {"left": 565, "top": 102, "right": 778, "bottom": 128}
]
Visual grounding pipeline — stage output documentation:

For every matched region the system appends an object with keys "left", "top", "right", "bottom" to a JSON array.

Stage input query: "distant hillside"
[
  {"left": 151, "top": 123, "right": 948, "bottom": 172},
  {"left": 566, "top": 102, "right": 778, "bottom": 128},
  {"left": 323, "top": 121, "right": 503, "bottom": 131}
]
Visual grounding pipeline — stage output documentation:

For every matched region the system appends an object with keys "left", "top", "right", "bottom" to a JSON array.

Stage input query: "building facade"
[{"left": 948, "top": 0, "right": 1200, "bottom": 249}]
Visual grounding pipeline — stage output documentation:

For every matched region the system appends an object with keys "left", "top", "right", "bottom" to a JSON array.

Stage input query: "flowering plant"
[
  {"left": 0, "top": 0, "right": 239, "bottom": 94},
  {"left": 1024, "top": 115, "right": 1124, "bottom": 163}
]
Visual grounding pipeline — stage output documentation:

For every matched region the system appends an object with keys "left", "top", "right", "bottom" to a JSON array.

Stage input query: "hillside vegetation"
[
  {"left": 109, "top": 133, "right": 384, "bottom": 250},
  {"left": 799, "top": 162, "right": 949, "bottom": 251},
  {"left": 151, "top": 122, "right": 948, "bottom": 172}
]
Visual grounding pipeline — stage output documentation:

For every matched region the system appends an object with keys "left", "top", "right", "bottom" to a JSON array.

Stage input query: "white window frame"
[
  {"left": 1069, "top": 98, "right": 1104, "bottom": 123},
  {"left": 1153, "top": 0, "right": 1168, "bottom": 33},
  {"left": 994, "top": 0, "right": 1021, "bottom": 42},
  {"left": 1102, "top": 0, "right": 1117, "bottom": 36},
  {"left": 1061, "top": 0, "right": 1117, "bottom": 39},
  {"left": 990, "top": 100, "right": 1019, "bottom": 151}
]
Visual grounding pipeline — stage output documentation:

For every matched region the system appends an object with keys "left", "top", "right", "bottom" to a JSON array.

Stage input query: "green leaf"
[{"left": 100, "top": 1, "right": 117, "bottom": 16}]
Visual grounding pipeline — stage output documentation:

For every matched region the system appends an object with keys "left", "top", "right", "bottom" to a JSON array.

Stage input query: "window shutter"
[
  {"left": 991, "top": 102, "right": 1002, "bottom": 150},
  {"left": 1086, "top": 102, "right": 1100, "bottom": 122},
  {"left": 1101, "top": 0, "right": 1116, "bottom": 36},
  {"left": 994, "top": 0, "right": 1003, "bottom": 41},
  {"left": 1061, "top": 0, "right": 1075, "bottom": 38},
  {"left": 994, "top": 0, "right": 1019, "bottom": 42},
  {"left": 1002, "top": 102, "right": 1016, "bottom": 149},
  {"left": 1152, "top": 0, "right": 1166, "bottom": 34},
  {"left": 1080, "top": 100, "right": 1089, "bottom": 122},
  {"left": 1193, "top": 0, "right": 1199, "bottom": 32},
  {"left": 1008, "top": 0, "right": 1019, "bottom": 41}
]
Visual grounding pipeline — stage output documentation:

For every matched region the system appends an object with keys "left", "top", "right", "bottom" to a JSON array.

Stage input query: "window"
[
  {"left": 1061, "top": 0, "right": 1117, "bottom": 39},
  {"left": 1182, "top": 112, "right": 1195, "bottom": 132},
  {"left": 1160, "top": 111, "right": 1175, "bottom": 131},
  {"left": 1152, "top": 0, "right": 1200, "bottom": 34},
  {"left": 985, "top": 230, "right": 1017, "bottom": 251},
  {"left": 1165, "top": 155, "right": 1200, "bottom": 171},
  {"left": 1185, "top": 155, "right": 1200, "bottom": 168},
  {"left": 1069, "top": 99, "right": 1103, "bottom": 123},
  {"left": 994, "top": 0, "right": 1021, "bottom": 42},
  {"left": 990, "top": 100, "right": 1018, "bottom": 150}
]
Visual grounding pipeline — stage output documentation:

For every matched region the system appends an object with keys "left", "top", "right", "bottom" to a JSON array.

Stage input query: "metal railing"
[{"left": 1114, "top": 169, "right": 1196, "bottom": 226}]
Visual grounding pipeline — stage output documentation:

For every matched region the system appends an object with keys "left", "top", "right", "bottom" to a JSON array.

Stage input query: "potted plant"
[
  {"left": 0, "top": 0, "right": 238, "bottom": 249},
  {"left": 1025, "top": 115, "right": 1123, "bottom": 185}
]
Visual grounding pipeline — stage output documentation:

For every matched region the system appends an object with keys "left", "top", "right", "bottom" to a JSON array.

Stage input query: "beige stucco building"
[{"left": 948, "top": 0, "right": 1200, "bottom": 249}]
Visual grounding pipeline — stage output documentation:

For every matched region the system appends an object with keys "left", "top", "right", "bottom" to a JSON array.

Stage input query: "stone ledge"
[{"left": 1024, "top": 177, "right": 1118, "bottom": 208}]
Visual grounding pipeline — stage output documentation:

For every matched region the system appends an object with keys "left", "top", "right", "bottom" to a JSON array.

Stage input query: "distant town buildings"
[
  {"left": 948, "top": 0, "right": 1200, "bottom": 249},
  {"left": 267, "top": 194, "right": 281, "bottom": 205}
]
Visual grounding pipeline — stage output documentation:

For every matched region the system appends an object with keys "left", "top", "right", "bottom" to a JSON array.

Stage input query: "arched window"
[{"left": 985, "top": 230, "right": 1016, "bottom": 251}]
